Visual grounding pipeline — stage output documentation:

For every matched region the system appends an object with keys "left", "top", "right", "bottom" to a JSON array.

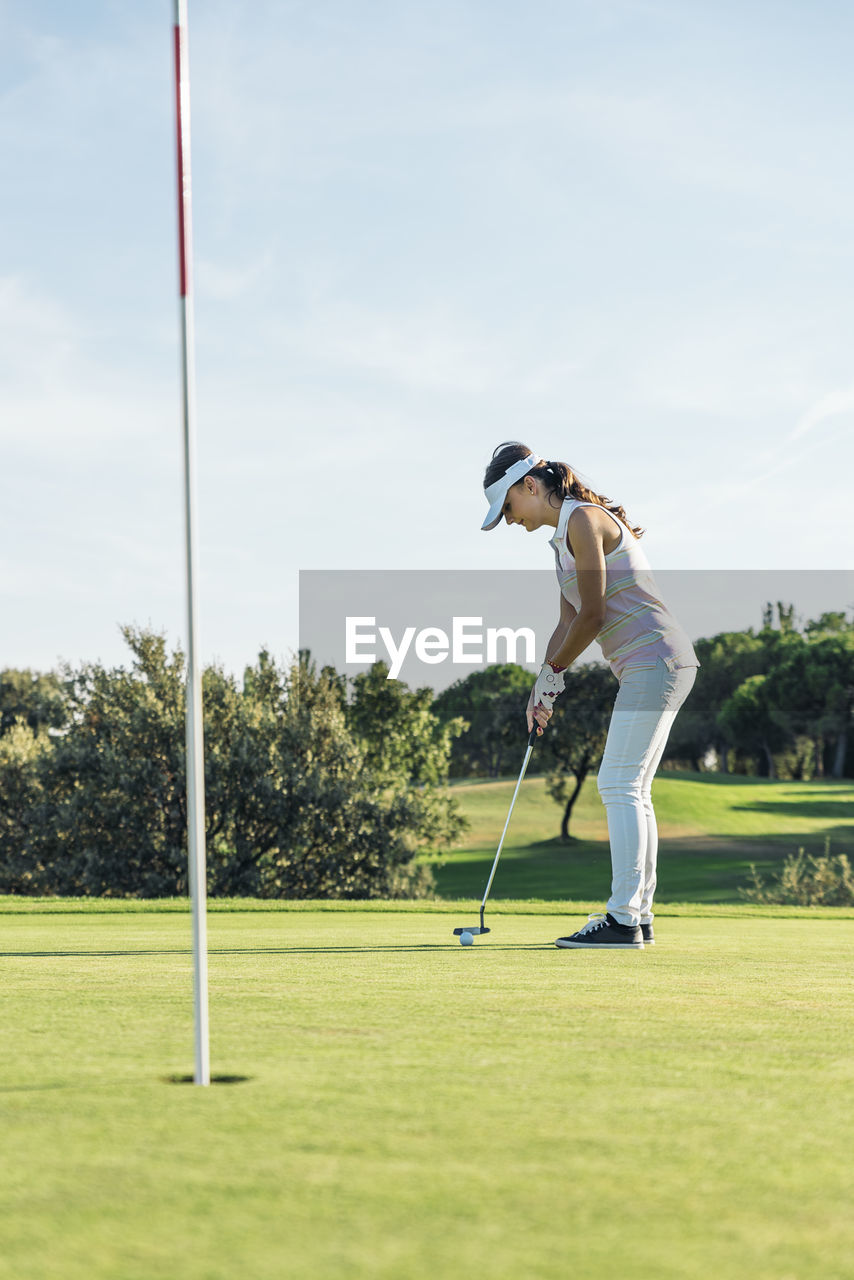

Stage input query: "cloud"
[
  {"left": 627, "top": 307, "right": 814, "bottom": 422},
  {"left": 196, "top": 252, "right": 274, "bottom": 301},
  {"left": 272, "top": 298, "right": 501, "bottom": 394},
  {"left": 789, "top": 386, "right": 854, "bottom": 443},
  {"left": 0, "top": 275, "right": 176, "bottom": 457},
  {"left": 0, "top": 276, "right": 79, "bottom": 390}
]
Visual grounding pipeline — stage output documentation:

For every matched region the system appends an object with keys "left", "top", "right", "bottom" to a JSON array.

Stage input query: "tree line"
[
  {"left": 0, "top": 629, "right": 465, "bottom": 900},
  {"left": 0, "top": 602, "right": 851, "bottom": 895},
  {"left": 433, "top": 603, "right": 854, "bottom": 836}
]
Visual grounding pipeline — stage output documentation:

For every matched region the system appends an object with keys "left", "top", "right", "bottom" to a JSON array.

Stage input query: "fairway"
[
  {"left": 433, "top": 773, "right": 854, "bottom": 903},
  {"left": 3, "top": 900, "right": 854, "bottom": 1279}
]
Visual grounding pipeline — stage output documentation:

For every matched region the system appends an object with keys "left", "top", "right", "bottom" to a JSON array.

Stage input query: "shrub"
[
  {"left": 0, "top": 634, "right": 464, "bottom": 899},
  {"left": 741, "top": 838, "right": 854, "bottom": 906}
]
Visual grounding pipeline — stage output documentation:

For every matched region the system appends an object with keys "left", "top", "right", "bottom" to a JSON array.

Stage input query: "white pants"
[{"left": 596, "top": 657, "right": 698, "bottom": 927}]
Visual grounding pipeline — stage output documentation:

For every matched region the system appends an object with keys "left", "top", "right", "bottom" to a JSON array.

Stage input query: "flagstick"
[{"left": 173, "top": 0, "right": 210, "bottom": 1087}]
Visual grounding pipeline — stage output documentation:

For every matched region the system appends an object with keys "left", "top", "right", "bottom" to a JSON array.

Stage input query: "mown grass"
[
  {"left": 1, "top": 902, "right": 853, "bottom": 1279},
  {"left": 430, "top": 771, "right": 854, "bottom": 903}
]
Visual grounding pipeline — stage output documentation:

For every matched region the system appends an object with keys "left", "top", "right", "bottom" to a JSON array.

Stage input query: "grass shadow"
[
  {"left": 0, "top": 943, "right": 556, "bottom": 958},
  {"left": 0, "top": 949, "right": 193, "bottom": 958},
  {"left": 210, "top": 943, "right": 554, "bottom": 954},
  {"left": 0, "top": 1082, "right": 69, "bottom": 1093},
  {"left": 730, "top": 800, "right": 854, "bottom": 822}
]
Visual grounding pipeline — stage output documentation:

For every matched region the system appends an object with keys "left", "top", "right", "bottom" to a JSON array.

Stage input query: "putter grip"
[{"left": 528, "top": 724, "right": 539, "bottom": 746}]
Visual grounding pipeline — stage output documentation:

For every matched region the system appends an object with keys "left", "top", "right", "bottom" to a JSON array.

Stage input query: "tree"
[
  {"left": 196, "top": 649, "right": 287, "bottom": 896},
  {"left": 28, "top": 627, "right": 190, "bottom": 896},
  {"left": 0, "top": 721, "right": 49, "bottom": 892},
  {"left": 255, "top": 655, "right": 463, "bottom": 898},
  {"left": 347, "top": 661, "right": 465, "bottom": 787},
  {"left": 0, "top": 669, "right": 66, "bottom": 738},
  {"left": 675, "top": 630, "right": 767, "bottom": 773},
  {"left": 0, "top": 632, "right": 464, "bottom": 899},
  {"left": 804, "top": 611, "right": 852, "bottom": 639},
  {"left": 538, "top": 663, "right": 615, "bottom": 840},
  {"left": 762, "top": 601, "right": 799, "bottom": 634},
  {"left": 717, "top": 674, "right": 791, "bottom": 779},
  {"left": 766, "top": 633, "right": 854, "bottom": 779},
  {"left": 433, "top": 664, "right": 535, "bottom": 777}
]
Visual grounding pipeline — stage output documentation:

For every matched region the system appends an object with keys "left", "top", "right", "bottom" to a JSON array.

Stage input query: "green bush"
[
  {"left": 741, "top": 838, "right": 854, "bottom": 906},
  {"left": 0, "top": 633, "right": 465, "bottom": 899}
]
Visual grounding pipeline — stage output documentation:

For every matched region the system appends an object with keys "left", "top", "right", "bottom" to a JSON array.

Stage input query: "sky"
[{"left": 2, "top": 0, "right": 853, "bottom": 679}]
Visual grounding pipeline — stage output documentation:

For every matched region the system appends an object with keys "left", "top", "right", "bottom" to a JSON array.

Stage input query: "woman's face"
[{"left": 502, "top": 479, "right": 546, "bottom": 531}]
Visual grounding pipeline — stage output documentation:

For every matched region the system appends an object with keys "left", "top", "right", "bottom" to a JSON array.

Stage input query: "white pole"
[{"left": 173, "top": 0, "right": 210, "bottom": 1087}]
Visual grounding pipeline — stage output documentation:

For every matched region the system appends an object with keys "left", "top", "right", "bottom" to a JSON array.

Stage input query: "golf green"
[{"left": 2, "top": 900, "right": 853, "bottom": 1278}]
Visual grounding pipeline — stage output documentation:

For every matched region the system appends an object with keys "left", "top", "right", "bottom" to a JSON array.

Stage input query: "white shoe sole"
[{"left": 555, "top": 939, "right": 644, "bottom": 949}]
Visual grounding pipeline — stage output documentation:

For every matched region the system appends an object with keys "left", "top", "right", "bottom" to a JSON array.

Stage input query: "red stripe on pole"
[{"left": 174, "top": 23, "right": 189, "bottom": 298}]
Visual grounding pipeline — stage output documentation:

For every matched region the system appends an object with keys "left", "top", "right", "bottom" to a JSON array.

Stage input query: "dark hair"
[{"left": 484, "top": 441, "right": 644, "bottom": 538}]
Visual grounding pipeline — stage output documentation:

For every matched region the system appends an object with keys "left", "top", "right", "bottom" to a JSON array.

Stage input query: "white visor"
[{"left": 481, "top": 454, "right": 543, "bottom": 530}]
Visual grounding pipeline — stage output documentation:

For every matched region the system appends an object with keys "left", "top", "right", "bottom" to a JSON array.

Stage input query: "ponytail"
[{"left": 485, "top": 442, "right": 645, "bottom": 538}]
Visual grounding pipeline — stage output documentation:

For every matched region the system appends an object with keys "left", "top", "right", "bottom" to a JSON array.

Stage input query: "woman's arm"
[
  {"left": 545, "top": 592, "right": 577, "bottom": 662},
  {"left": 528, "top": 594, "right": 577, "bottom": 732}
]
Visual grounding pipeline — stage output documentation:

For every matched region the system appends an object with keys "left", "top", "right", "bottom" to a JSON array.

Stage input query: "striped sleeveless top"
[{"left": 549, "top": 498, "right": 699, "bottom": 679}]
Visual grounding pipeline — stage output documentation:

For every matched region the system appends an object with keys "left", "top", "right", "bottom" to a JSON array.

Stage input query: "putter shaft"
[{"left": 480, "top": 725, "right": 539, "bottom": 919}]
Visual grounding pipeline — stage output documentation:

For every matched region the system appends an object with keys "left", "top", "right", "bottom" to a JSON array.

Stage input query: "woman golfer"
[{"left": 482, "top": 442, "right": 699, "bottom": 950}]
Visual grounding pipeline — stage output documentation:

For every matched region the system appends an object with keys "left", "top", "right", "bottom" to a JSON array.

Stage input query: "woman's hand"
[
  {"left": 533, "top": 661, "right": 566, "bottom": 708},
  {"left": 526, "top": 685, "right": 553, "bottom": 735}
]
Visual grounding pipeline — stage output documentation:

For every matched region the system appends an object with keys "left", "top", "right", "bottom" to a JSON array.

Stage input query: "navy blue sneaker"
[
  {"left": 555, "top": 913, "right": 644, "bottom": 949},
  {"left": 641, "top": 922, "right": 655, "bottom": 946}
]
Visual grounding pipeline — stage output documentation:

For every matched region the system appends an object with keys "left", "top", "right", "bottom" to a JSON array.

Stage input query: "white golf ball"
[{"left": 459, "top": 931, "right": 474, "bottom": 947}]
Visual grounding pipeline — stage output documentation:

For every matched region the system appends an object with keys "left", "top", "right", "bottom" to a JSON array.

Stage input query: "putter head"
[{"left": 453, "top": 926, "right": 491, "bottom": 936}]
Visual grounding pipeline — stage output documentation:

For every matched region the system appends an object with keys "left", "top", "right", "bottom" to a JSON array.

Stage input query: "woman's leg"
[
  {"left": 597, "top": 659, "right": 697, "bottom": 927},
  {"left": 637, "top": 719, "right": 678, "bottom": 924}
]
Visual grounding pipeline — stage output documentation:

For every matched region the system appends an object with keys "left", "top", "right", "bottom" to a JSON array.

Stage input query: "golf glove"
[{"left": 533, "top": 660, "right": 566, "bottom": 711}]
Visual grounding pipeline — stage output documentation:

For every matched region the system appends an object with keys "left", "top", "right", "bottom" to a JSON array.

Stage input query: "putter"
[{"left": 453, "top": 723, "right": 539, "bottom": 939}]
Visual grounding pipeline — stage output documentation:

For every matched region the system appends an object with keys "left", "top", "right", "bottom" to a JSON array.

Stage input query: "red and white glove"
[{"left": 533, "top": 660, "right": 566, "bottom": 711}]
